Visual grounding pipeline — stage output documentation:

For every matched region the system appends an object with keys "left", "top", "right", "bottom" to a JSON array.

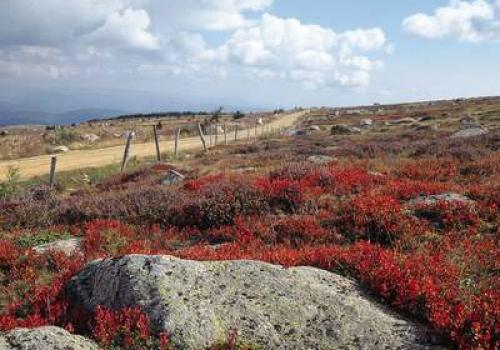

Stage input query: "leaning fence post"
[
  {"left": 153, "top": 125, "right": 161, "bottom": 163},
  {"left": 49, "top": 156, "right": 57, "bottom": 189},
  {"left": 121, "top": 131, "right": 134, "bottom": 172},
  {"left": 174, "top": 128, "right": 181, "bottom": 158},
  {"left": 197, "top": 123, "right": 207, "bottom": 152}
]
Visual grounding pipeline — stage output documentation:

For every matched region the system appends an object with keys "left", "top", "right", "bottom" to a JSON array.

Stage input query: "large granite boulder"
[
  {"left": 67, "top": 255, "right": 441, "bottom": 350},
  {"left": 0, "top": 327, "right": 100, "bottom": 350}
]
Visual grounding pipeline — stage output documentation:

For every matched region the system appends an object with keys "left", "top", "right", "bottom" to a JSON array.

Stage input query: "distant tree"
[
  {"left": 210, "top": 106, "right": 224, "bottom": 123},
  {"left": 233, "top": 110, "right": 245, "bottom": 120}
]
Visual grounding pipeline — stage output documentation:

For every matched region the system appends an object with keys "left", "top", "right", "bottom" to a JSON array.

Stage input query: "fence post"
[
  {"left": 197, "top": 123, "right": 207, "bottom": 152},
  {"left": 254, "top": 121, "right": 258, "bottom": 142},
  {"left": 121, "top": 131, "right": 134, "bottom": 172},
  {"left": 49, "top": 156, "right": 57, "bottom": 189},
  {"left": 235, "top": 124, "right": 239, "bottom": 141},
  {"left": 153, "top": 125, "right": 161, "bottom": 163},
  {"left": 174, "top": 128, "right": 181, "bottom": 158},
  {"left": 224, "top": 124, "right": 228, "bottom": 145},
  {"left": 215, "top": 125, "right": 219, "bottom": 146}
]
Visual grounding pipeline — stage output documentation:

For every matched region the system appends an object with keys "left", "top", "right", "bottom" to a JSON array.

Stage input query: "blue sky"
[{"left": 0, "top": 0, "right": 499, "bottom": 114}]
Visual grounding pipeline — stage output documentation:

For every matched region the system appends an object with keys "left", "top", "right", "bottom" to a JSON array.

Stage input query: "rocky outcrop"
[
  {"left": 0, "top": 326, "right": 100, "bottom": 350},
  {"left": 67, "top": 255, "right": 441, "bottom": 350}
]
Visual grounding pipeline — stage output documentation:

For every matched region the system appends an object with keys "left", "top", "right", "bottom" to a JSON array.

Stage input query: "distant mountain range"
[{"left": 0, "top": 108, "right": 129, "bottom": 126}]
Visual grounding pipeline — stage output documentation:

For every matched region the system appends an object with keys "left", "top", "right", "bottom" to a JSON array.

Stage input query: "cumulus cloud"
[
  {"left": 0, "top": 0, "right": 389, "bottom": 90},
  {"left": 216, "top": 14, "right": 387, "bottom": 88},
  {"left": 402, "top": 0, "right": 500, "bottom": 42}
]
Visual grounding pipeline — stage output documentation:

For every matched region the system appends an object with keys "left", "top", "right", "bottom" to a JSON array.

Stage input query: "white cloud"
[
  {"left": 215, "top": 14, "right": 387, "bottom": 88},
  {"left": 88, "top": 8, "right": 159, "bottom": 50},
  {"left": 0, "top": 0, "right": 388, "bottom": 90},
  {"left": 403, "top": 0, "right": 500, "bottom": 42}
]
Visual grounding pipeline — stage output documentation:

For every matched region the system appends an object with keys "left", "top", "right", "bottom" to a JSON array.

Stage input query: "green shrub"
[{"left": 0, "top": 167, "right": 20, "bottom": 199}]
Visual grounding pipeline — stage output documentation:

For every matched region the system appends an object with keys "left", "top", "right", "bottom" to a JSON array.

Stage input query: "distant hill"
[{"left": 0, "top": 108, "right": 128, "bottom": 126}]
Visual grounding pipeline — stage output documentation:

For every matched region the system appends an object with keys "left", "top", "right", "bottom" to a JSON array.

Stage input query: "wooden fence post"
[
  {"left": 197, "top": 123, "right": 207, "bottom": 152},
  {"left": 215, "top": 125, "right": 219, "bottom": 146},
  {"left": 174, "top": 128, "right": 181, "bottom": 158},
  {"left": 153, "top": 125, "right": 161, "bottom": 163},
  {"left": 224, "top": 124, "right": 228, "bottom": 145},
  {"left": 254, "top": 121, "right": 258, "bottom": 142},
  {"left": 121, "top": 131, "right": 134, "bottom": 172},
  {"left": 49, "top": 156, "right": 57, "bottom": 189}
]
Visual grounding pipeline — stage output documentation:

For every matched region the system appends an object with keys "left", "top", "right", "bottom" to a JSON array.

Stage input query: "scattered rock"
[
  {"left": 49, "top": 145, "right": 69, "bottom": 154},
  {"left": 286, "top": 129, "right": 309, "bottom": 136},
  {"left": 459, "top": 116, "right": 480, "bottom": 129},
  {"left": 331, "top": 124, "right": 362, "bottom": 135},
  {"left": 81, "top": 133, "right": 100, "bottom": 143},
  {"left": 408, "top": 193, "right": 474, "bottom": 206},
  {"left": 33, "top": 238, "right": 82, "bottom": 256},
  {"left": 307, "top": 125, "right": 321, "bottom": 132},
  {"left": 113, "top": 133, "right": 122, "bottom": 138},
  {"left": 0, "top": 130, "right": 9, "bottom": 137},
  {"left": 360, "top": 119, "right": 373, "bottom": 127},
  {"left": 451, "top": 128, "right": 488, "bottom": 139},
  {"left": 161, "top": 170, "right": 185, "bottom": 186},
  {"left": 256, "top": 118, "right": 264, "bottom": 126},
  {"left": 0, "top": 326, "right": 100, "bottom": 350},
  {"left": 415, "top": 123, "right": 440, "bottom": 132},
  {"left": 68, "top": 255, "right": 440, "bottom": 350},
  {"left": 390, "top": 117, "right": 417, "bottom": 125},
  {"left": 307, "top": 155, "right": 336, "bottom": 164},
  {"left": 417, "top": 115, "right": 433, "bottom": 122}
]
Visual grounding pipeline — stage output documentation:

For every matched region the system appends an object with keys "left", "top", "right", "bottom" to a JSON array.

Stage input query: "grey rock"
[
  {"left": 331, "top": 124, "right": 362, "bottom": 135},
  {"left": 68, "top": 255, "right": 441, "bottom": 350},
  {"left": 81, "top": 134, "right": 100, "bottom": 143},
  {"left": 451, "top": 128, "right": 488, "bottom": 139},
  {"left": 389, "top": 117, "right": 417, "bottom": 125},
  {"left": 0, "top": 326, "right": 100, "bottom": 350},
  {"left": 49, "top": 145, "right": 69, "bottom": 154},
  {"left": 408, "top": 193, "right": 474, "bottom": 206},
  {"left": 161, "top": 170, "right": 185, "bottom": 186},
  {"left": 307, "top": 155, "right": 336, "bottom": 164},
  {"left": 360, "top": 119, "right": 373, "bottom": 127},
  {"left": 307, "top": 125, "right": 321, "bottom": 132},
  {"left": 33, "top": 238, "right": 81, "bottom": 256}
]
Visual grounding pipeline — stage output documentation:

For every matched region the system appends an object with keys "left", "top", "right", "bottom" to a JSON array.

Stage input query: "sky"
[{"left": 1, "top": 0, "right": 500, "bottom": 114}]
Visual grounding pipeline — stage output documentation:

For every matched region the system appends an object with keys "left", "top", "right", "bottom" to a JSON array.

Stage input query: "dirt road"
[{"left": 0, "top": 112, "right": 304, "bottom": 181}]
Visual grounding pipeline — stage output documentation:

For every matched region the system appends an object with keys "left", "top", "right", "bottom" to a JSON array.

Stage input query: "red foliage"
[{"left": 0, "top": 155, "right": 498, "bottom": 350}]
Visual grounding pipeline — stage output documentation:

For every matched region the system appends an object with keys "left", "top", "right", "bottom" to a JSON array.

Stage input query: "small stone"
[
  {"left": 161, "top": 170, "right": 185, "bottom": 185},
  {"left": 331, "top": 124, "right": 362, "bottom": 135},
  {"left": 33, "top": 238, "right": 82, "bottom": 256},
  {"left": 0, "top": 326, "right": 100, "bottom": 350},
  {"left": 307, "top": 155, "right": 336, "bottom": 164},
  {"left": 50, "top": 145, "right": 69, "bottom": 154},
  {"left": 451, "top": 128, "right": 488, "bottom": 139}
]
